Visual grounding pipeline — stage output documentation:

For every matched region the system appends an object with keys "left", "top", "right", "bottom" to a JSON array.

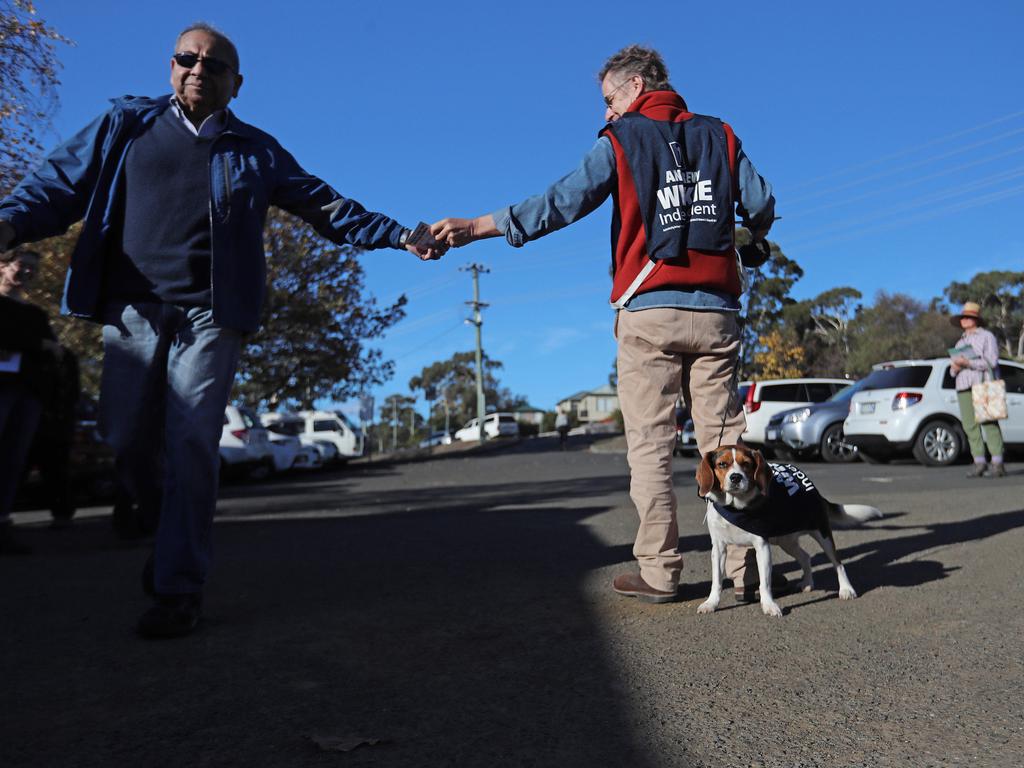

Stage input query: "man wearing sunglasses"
[
  {"left": 430, "top": 45, "right": 778, "bottom": 606},
  {"left": 0, "top": 22, "right": 439, "bottom": 639}
]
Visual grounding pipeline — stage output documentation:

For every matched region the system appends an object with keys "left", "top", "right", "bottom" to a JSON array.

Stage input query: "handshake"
[{"left": 404, "top": 215, "right": 496, "bottom": 262}]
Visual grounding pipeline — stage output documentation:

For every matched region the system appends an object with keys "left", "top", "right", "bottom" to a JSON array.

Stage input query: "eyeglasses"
[
  {"left": 603, "top": 77, "right": 636, "bottom": 108},
  {"left": 173, "top": 52, "right": 234, "bottom": 75}
]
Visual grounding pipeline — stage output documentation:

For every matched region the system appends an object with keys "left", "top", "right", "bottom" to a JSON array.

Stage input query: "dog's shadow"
[{"left": 774, "top": 507, "right": 1024, "bottom": 596}]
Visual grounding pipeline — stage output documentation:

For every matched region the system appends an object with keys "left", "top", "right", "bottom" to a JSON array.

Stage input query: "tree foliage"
[
  {"left": 846, "top": 292, "right": 959, "bottom": 375},
  {"left": 944, "top": 270, "right": 1024, "bottom": 358},
  {"left": 234, "top": 208, "right": 407, "bottom": 409},
  {"left": 376, "top": 393, "right": 425, "bottom": 450},
  {"left": 0, "top": 0, "right": 71, "bottom": 194},
  {"left": 409, "top": 350, "right": 526, "bottom": 429},
  {"left": 753, "top": 329, "right": 805, "bottom": 379},
  {"left": 739, "top": 228, "right": 803, "bottom": 375}
]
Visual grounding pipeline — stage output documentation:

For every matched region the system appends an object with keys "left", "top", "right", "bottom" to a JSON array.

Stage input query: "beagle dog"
[{"left": 695, "top": 445, "right": 882, "bottom": 617}]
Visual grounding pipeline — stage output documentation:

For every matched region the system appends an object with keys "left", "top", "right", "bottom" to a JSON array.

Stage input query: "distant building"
[
  {"left": 514, "top": 405, "right": 547, "bottom": 426},
  {"left": 556, "top": 384, "right": 619, "bottom": 424}
]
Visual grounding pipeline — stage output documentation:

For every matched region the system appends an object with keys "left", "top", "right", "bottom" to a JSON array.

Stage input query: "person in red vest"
[{"left": 431, "top": 45, "right": 780, "bottom": 604}]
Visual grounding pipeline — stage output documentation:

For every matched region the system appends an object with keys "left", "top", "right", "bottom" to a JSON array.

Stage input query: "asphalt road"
[{"left": 2, "top": 438, "right": 1022, "bottom": 767}]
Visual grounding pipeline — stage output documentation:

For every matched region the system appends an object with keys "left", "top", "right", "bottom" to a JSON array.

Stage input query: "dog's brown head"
[{"left": 696, "top": 445, "right": 771, "bottom": 501}]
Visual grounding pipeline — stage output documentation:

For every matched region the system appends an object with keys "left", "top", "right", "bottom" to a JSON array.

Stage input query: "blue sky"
[{"left": 34, "top": 0, "right": 1024, "bottom": 420}]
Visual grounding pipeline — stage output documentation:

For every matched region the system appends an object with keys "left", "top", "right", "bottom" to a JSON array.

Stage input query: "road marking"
[{"left": 863, "top": 477, "right": 894, "bottom": 483}]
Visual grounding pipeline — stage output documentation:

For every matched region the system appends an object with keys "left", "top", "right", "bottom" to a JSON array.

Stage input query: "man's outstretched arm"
[{"left": 430, "top": 137, "right": 616, "bottom": 249}]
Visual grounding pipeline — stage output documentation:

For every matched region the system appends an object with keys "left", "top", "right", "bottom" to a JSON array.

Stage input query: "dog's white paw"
[
  {"left": 799, "top": 579, "right": 814, "bottom": 593},
  {"left": 839, "top": 587, "right": 857, "bottom": 600},
  {"left": 761, "top": 601, "right": 783, "bottom": 617},
  {"left": 697, "top": 600, "right": 718, "bottom": 614}
]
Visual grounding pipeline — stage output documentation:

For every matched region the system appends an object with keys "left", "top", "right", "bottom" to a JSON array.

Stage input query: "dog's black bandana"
[{"left": 713, "top": 463, "right": 826, "bottom": 538}]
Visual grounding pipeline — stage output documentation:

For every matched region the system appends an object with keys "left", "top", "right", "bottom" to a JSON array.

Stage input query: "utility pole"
[
  {"left": 391, "top": 396, "right": 398, "bottom": 453},
  {"left": 460, "top": 263, "right": 490, "bottom": 442}
]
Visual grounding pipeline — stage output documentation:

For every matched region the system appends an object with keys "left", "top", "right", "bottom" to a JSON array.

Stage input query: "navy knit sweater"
[{"left": 104, "top": 108, "right": 213, "bottom": 306}]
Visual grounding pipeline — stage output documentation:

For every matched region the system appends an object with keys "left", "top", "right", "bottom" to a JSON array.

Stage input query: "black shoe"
[
  {"left": 137, "top": 594, "right": 202, "bottom": 639},
  {"left": 735, "top": 572, "right": 792, "bottom": 603},
  {"left": 0, "top": 523, "right": 32, "bottom": 556}
]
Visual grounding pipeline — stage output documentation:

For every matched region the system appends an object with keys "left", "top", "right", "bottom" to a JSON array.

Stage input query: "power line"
[
  {"left": 786, "top": 144, "right": 1024, "bottom": 220},
  {"left": 784, "top": 126, "right": 1024, "bottom": 205},
  {"left": 784, "top": 109, "right": 1024, "bottom": 191}
]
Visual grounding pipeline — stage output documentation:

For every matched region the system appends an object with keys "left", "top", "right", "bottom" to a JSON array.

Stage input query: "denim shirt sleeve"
[
  {"left": 733, "top": 137, "right": 775, "bottom": 231},
  {"left": 491, "top": 137, "right": 616, "bottom": 247},
  {"left": 268, "top": 142, "right": 406, "bottom": 250},
  {"left": 0, "top": 110, "right": 115, "bottom": 246}
]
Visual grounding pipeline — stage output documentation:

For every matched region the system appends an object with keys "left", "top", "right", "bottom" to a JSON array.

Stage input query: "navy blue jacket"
[{"left": 0, "top": 95, "right": 406, "bottom": 333}]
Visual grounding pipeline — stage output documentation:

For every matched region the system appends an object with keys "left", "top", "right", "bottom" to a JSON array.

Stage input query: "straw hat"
[{"left": 950, "top": 301, "right": 985, "bottom": 327}]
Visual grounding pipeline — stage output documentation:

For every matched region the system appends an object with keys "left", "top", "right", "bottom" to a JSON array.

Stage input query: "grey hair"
[
  {"left": 175, "top": 22, "right": 240, "bottom": 72},
  {"left": 598, "top": 45, "right": 673, "bottom": 93}
]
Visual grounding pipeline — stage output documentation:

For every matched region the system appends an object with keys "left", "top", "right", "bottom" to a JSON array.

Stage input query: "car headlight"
[{"left": 783, "top": 408, "right": 812, "bottom": 424}]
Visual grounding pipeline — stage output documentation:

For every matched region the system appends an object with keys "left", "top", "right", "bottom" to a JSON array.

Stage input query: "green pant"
[{"left": 957, "top": 389, "right": 1005, "bottom": 459}]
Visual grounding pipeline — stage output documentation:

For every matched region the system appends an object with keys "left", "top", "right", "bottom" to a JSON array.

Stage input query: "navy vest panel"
[
  {"left": 604, "top": 113, "right": 734, "bottom": 259},
  {"left": 714, "top": 463, "right": 826, "bottom": 538}
]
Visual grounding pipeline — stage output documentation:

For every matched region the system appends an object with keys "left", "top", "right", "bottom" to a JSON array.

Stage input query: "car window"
[
  {"left": 940, "top": 365, "right": 956, "bottom": 389},
  {"left": 332, "top": 410, "right": 356, "bottom": 431},
  {"left": 313, "top": 419, "right": 338, "bottom": 432},
  {"left": 268, "top": 421, "right": 302, "bottom": 436},
  {"left": 759, "top": 383, "right": 801, "bottom": 402},
  {"left": 828, "top": 379, "right": 865, "bottom": 402},
  {"left": 802, "top": 383, "right": 835, "bottom": 402},
  {"left": 499, "top": 415, "right": 516, "bottom": 424},
  {"left": 860, "top": 366, "right": 932, "bottom": 390},
  {"left": 1001, "top": 363, "right": 1024, "bottom": 394}
]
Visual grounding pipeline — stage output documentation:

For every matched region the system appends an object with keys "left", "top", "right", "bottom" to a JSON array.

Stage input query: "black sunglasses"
[{"left": 173, "top": 52, "right": 234, "bottom": 75}]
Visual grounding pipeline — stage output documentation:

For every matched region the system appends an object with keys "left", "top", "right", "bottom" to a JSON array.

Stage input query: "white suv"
[
  {"left": 739, "top": 378, "right": 853, "bottom": 447},
  {"left": 220, "top": 405, "right": 275, "bottom": 477},
  {"left": 843, "top": 358, "right": 1024, "bottom": 466},
  {"left": 454, "top": 413, "right": 520, "bottom": 441}
]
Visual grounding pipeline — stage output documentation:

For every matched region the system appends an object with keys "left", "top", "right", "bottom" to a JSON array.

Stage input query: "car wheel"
[
  {"left": 912, "top": 420, "right": 963, "bottom": 466},
  {"left": 820, "top": 423, "right": 859, "bottom": 463}
]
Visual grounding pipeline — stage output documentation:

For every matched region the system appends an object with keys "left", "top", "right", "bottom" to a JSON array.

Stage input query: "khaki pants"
[{"left": 617, "top": 307, "right": 754, "bottom": 591}]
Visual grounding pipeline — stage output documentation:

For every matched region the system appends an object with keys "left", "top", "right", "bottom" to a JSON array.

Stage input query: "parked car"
[
  {"left": 673, "top": 418, "right": 697, "bottom": 457},
  {"left": 419, "top": 430, "right": 453, "bottom": 448},
  {"left": 843, "top": 357, "right": 1024, "bottom": 466},
  {"left": 265, "top": 431, "right": 305, "bottom": 472},
  {"left": 261, "top": 411, "right": 350, "bottom": 465},
  {"left": 297, "top": 409, "right": 364, "bottom": 460},
  {"left": 455, "top": 413, "right": 520, "bottom": 441},
  {"left": 220, "top": 405, "right": 275, "bottom": 478},
  {"left": 739, "top": 377, "right": 853, "bottom": 447},
  {"left": 764, "top": 379, "right": 866, "bottom": 463}
]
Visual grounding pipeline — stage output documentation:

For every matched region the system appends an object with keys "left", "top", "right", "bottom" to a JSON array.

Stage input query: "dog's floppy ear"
[
  {"left": 752, "top": 449, "right": 771, "bottom": 496},
  {"left": 696, "top": 451, "right": 719, "bottom": 498}
]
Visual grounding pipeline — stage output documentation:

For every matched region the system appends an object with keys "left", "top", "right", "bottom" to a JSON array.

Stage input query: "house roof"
[{"left": 557, "top": 384, "right": 618, "bottom": 403}]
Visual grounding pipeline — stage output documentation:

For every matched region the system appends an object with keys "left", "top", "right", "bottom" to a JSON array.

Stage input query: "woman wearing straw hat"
[{"left": 950, "top": 302, "right": 1005, "bottom": 478}]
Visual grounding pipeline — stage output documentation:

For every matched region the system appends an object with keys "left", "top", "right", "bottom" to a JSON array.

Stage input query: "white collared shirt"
[{"left": 169, "top": 96, "right": 230, "bottom": 139}]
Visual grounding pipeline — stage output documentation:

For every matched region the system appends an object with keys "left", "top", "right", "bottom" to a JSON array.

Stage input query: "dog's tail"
[{"left": 829, "top": 503, "right": 883, "bottom": 527}]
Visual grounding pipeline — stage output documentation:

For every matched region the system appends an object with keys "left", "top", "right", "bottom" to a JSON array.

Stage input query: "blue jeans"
[
  {"left": 100, "top": 303, "right": 241, "bottom": 594},
  {"left": 0, "top": 382, "right": 43, "bottom": 520}
]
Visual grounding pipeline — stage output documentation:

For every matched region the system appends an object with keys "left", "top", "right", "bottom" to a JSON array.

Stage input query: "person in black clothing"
[
  {"left": 0, "top": 249, "right": 63, "bottom": 554},
  {"left": 28, "top": 347, "right": 80, "bottom": 526}
]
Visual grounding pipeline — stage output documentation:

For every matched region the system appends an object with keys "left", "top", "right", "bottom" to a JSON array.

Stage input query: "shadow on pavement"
[
  {"left": 778, "top": 507, "right": 1024, "bottom": 595},
  {"left": 0, "top": 477, "right": 672, "bottom": 766}
]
